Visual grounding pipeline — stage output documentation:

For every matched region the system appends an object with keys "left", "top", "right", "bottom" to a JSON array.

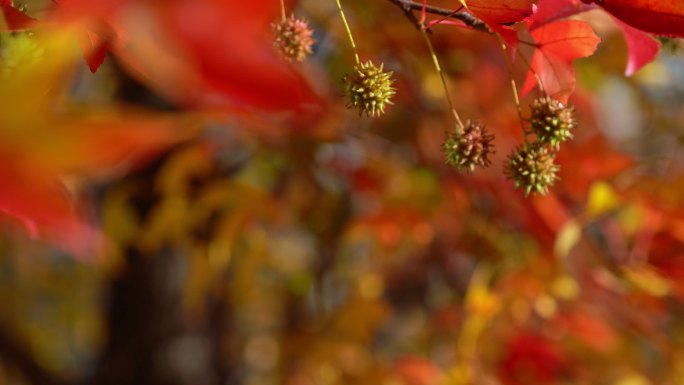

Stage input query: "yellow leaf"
[
  {"left": 554, "top": 219, "right": 581, "bottom": 258},
  {"left": 550, "top": 275, "right": 580, "bottom": 300},
  {"left": 586, "top": 181, "right": 620, "bottom": 218},
  {"left": 617, "top": 203, "right": 644, "bottom": 235},
  {"left": 613, "top": 373, "right": 651, "bottom": 385},
  {"left": 624, "top": 267, "right": 670, "bottom": 297}
]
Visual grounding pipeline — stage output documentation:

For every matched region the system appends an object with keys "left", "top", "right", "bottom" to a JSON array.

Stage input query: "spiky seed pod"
[
  {"left": 271, "top": 15, "right": 315, "bottom": 62},
  {"left": 443, "top": 120, "right": 495, "bottom": 172},
  {"left": 505, "top": 142, "right": 560, "bottom": 196},
  {"left": 342, "top": 60, "right": 395, "bottom": 117},
  {"left": 529, "top": 96, "right": 576, "bottom": 149}
]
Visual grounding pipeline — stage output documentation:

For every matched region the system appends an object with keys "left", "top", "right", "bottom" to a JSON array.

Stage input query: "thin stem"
[
  {"left": 426, "top": 8, "right": 463, "bottom": 29},
  {"left": 385, "top": 0, "right": 487, "bottom": 32},
  {"left": 496, "top": 33, "right": 527, "bottom": 142},
  {"left": 517, "top": 39, "right": 539, "bottom": 47},
  {"left": 420, "top": 26, "right": 464, "bottom": 129},
  {"left": 335, "top": 0, "right": 360, "bottom": 64},
  {"left": 516, "top": 49, "right": 545, "bottom": 94},
  {"left": 279, "top": 0, "right": 286, "bottom": 21}
]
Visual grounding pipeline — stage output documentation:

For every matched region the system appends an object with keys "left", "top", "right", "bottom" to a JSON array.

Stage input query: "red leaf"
[
  {"left": 556, "top": 310, "right": 620, "bottom": 352},
  {"left": 0, "top": 113, "right": 187, "bottom": 258},
  {"left": 0, "top": 29, "right": 189, "bottom": 256},
  {"left": 0, "top": 3, "right": 35, "bottom": 31},
  {"left": 556, "top": 135, "right": 633, "bottom": 200},
  {"left": 466, "top": 0, "right": 535, "bottom": 24},
  {"left": 465, "top": 0, "right": 535, "bottom": 54},
  {"left": 461, "top": 0, "right": 533, "bottom": 56},
  {"left": 157, "top": 0, "right": 321, "bottom": 112},
  {"left": 597, "top": 0, "right": 684, "bottom": 37},
  {"left": 612, "top": 16, "right": 660, "bottom": 76},
  {"left": 394, "top": 356, "right": 441, "bottom": 385},
  {"left": 52, "top": 0, "right": 322, "bottom": 113},
  {"left": 499, "top": 332, "right": 569, "bottom": 385},
  {"left": 0, "top": 156, "right": 95, "bottom": 257},
  {"left": 521, "top": 20, "right": 600, "bottom": 103},
  {"left": 530, "top": 193, "right": 569, "bottom": 234},
  {"left": 80, "top": 29, "right": 110, "bottom": 73},
  {"left": 527, "top": 0, "right": 584, "bottom": 29},
  {"left": 528, "top": 0, "right": 660, "bottom": 76}
]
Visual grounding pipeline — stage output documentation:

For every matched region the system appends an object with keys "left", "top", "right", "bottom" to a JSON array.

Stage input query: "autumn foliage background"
[{"left": 1, "top": 0, "right": 684, "bottom": 384}]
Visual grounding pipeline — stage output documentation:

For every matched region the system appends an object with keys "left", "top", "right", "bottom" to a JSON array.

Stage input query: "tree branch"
[{"left": 384, "top": 0, "right": 489, "bottom": 32}]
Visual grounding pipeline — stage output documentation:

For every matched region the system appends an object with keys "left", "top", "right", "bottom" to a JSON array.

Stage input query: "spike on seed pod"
[
  {"left": 342, "top": 60, "right": 396, "bottom": 117},
  {"left": 528, "top": 96, "right": 576, "bottom": 149},
  {"left": 271, "top": 15, "right": 315, "bottom": 62},
  {"left": 443, "top": 120, "right": 495, "bottom": 172},
  {"left": 505, "top": 142, "right": 560, "bottom": 196}
]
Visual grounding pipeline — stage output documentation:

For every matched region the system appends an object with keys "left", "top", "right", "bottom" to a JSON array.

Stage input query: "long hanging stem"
[
  {"left": 516, "top": 49, "right": 545, "bottom": 94},
  {"left": 334, "top": 0, "right": 360, "bottom": 64},
  {"left": 496, "top": 34, "right": 528, "bottom": 143},
  {"left": 420, "top": 26, "right": 464, "bottom": 130},
  {"left": 279, "top": 0, "right": 286, "bottom": 21}
]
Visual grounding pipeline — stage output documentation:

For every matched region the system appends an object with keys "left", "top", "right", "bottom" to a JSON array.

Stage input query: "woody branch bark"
[{"left": 384, "top": 0, "right": 489, "bottom": 32}]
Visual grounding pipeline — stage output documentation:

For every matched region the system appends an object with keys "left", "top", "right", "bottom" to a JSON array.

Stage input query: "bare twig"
[{"left": 384, "top": 0, "right": 489, "bottom": 32}]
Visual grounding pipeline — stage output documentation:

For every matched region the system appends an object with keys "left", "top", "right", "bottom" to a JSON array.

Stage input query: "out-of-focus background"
[{"left": 1, "top": 0, "right": 684, "bottom": 384}]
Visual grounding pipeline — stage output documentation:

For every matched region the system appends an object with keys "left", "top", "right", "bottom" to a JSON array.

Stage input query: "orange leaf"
[{"left": 394, "top": 356, "right": 441, "bottom": 385}]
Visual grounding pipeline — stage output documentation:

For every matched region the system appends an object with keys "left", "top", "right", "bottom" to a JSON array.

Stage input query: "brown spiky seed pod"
[
  {"left": 443, "top": 120, "right": 495, "bottom": 172},
  {"left": 505, "top": 142, "right": 560, "bottom": 196},
  {"left": 529, "top": 96, "right": 576, "bottom": 149},
  {"left": 272, "top": 15, "right": 315, "bottom": 62},
  {"left": 342, "top": 60, "right": 395, "bottom": 117}
]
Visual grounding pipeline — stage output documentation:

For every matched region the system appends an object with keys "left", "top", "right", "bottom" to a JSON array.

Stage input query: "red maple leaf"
[
  {"left": 527, "top": 0, "right": 587, "bottom": 29},
  {"left": 0, "top": 0, "right": 35, "bottom": 31},
  {"left": 521, "top": 19, "right": 600, "bottom": 103},
  {"left": 50, "top": 0, "right": 322, "bottom": 113},
  {"left": 613, "top": 17, "right": 660, "bottom": 76},
  {"left": 466, "top": 0, "right": 535, "bottom": 24},
  {"left": 531, "top": 0, "right": 660, "bottom": 76},
  {"left": 589, "top": 0, "right": 684, "bottom": 37},
  {"left": 463, "top": 0, "right": 535, "bottom": 54}
]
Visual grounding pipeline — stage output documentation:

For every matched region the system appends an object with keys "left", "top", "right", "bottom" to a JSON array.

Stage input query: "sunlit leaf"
[
  {"left": 521, "top": 20, "right": 601, "bottom": 103},
  {"left": 586, "top": 181, "right": 620, "bottom": 218}
]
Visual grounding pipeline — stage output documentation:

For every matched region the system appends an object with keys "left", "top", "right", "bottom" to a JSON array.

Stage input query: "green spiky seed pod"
[
  {"left": 272, "top": 15, "right": 315, "bottom": 62},
  {"left": 529, "top": 96, "right": 576, "bottom": 149},
  {"left": 505, "top": 142, "right": 560, "bottom": 196},
  {"left": 342, "top": 60, "right": 395, "bottom": 117},
  {"left": 443, "top": 120, "right": 495, "bottom": 172}
]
